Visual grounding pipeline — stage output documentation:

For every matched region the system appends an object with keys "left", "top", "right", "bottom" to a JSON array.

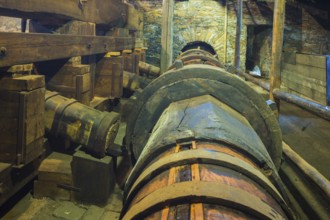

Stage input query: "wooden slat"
[
  {"left": 0, "top": 0, "right": 127, "bottom": 26},
  {"left": 282, "top": 63, "right": 326, "bottom": 82},
  {"left": 296, "top": 53, "right": 326, "bottom": 69},
  {"left": 0, "top": 32, "right": 134, "bottom": 67}
]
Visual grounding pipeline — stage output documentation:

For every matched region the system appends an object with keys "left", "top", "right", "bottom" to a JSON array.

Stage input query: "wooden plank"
[
  {"left": 282, "top": 63, "right": 326, "bottom": 82},
  {"left": 327, "top": 55, "right": 330, "bottom": 105},
  {"left": 38, "top": 152, "right": 72, "bottom": 184},
  {"left": 0, "top": 32, "right": 135, "bottom": 67},
  {"left": 0, "top": 75, "right": 44, "bottom": 91},
  {"left": 282, "top": 80, "right": 327, "bottom": 105},
  {"left": 0, "top": 0, "right": 127, "bottom": 26},
  {"left": 282, "top": 71, "right": 326, "bottom": 93},
  {"left": 296, "top": 53, "right": 326, "bottom": 69},
  {"left": 160, "top": 0, "right": 174, "bottom": 73},
  {"left": 234, "top": 0, "right": 243, "bottom": 70}
]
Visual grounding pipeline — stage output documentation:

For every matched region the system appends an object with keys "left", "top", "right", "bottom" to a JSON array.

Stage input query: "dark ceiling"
[{"left": 294, "top": 0, "right": 330, "bottom": 10}]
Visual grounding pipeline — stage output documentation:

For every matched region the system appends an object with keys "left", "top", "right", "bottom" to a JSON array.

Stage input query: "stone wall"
[
  {"left": 140, "top": 0, "right": 268, "bottom": 70},
  {"left": 139, "top": 0, "right": 330, "bottom": 77},
  {"left": 0, "top": 16, "right": 22, "bottom": 32}
]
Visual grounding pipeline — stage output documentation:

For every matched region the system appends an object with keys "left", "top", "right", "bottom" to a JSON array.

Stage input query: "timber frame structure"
[
  {"left": 0, "top": 0, "right": 329, "bottom": 219},
  {"left": 0, "top": 0, "right": 144, "bottom": 207}
]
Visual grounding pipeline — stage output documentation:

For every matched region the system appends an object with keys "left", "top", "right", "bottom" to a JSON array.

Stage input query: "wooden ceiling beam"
[
  {"left": 0, "top": 32, "right": 134, "bottom": 67},
  {"left": 0, "top": 0, "right": 127, "bottom": 26}
]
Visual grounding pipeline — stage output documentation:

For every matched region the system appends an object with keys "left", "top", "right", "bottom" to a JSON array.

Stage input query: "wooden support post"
[
  {"left": 160, "top": 0, "right": 174, "bottom": 73},
  {"left": 234, "top": 0, "right": 243, "bottom": 71},
  {"left": 270, "top": 0, "right": 286, "bottom": 102}
]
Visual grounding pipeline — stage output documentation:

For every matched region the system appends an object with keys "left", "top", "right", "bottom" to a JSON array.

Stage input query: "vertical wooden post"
[
  {"left": 234, "top": 0, "right": 243, "bottom": 71},
  {"left": 224, "top": 2, "right": 228, "bottom": 64},
  {"left": 160, "top": 0, "right": 175, "bottom": 73},
  {"left": 270, "top": 0, "right": 286, "bottom": 102}
]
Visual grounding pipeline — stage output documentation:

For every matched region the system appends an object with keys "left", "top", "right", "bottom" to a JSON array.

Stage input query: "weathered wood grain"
[
  {"left": 296, "top": 53, "right": 326, "bottom": 69},
  {"left": 0, "top": 0, "right": 127, "bottom": 26},
  {"left": 0, "top": 32, "right": 135, "bottom": 67}
]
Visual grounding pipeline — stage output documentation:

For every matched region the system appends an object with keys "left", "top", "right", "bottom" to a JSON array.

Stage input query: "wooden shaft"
[
  {"left": 234, "top": 0, "right": 243, "bottom": 71},
  {"left": 160, "top": 0, "right": 174, "bottom": 73},
  {"left": 270, "top": 0, "right": 286, "bottom": 101},
  {"left": 236, "top": 69, "right": 270, "bottom": 91},
  {"left": 44, "top": 91, "right": 120, "bottom": 157},
  {"left": 122, "top": 71, "right": 151, "bottom": 91},
  {"left": 273, "top": 89, "right": 330, "bottom": 121},
  {"left": 139, "top": 61, "right": 161, "bottom": 77}
]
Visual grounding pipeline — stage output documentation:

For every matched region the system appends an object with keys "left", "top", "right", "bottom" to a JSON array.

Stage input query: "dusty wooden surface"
[
  {"left": 0, "top": 33, "right": 134, "bottom": 67},
  {"left": 0, "top": 0, "right": 127, "bottom": 26}
]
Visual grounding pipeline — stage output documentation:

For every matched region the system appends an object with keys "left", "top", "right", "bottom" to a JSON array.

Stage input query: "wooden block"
[
  {"left": 5, "top": 64, "right": 33, "bottom": 73},
  {"left": 76, "top": 73, "right": 91, "bottom": 93},
  {"left": 34, "top": 180, "right": 71, "bottom": 200},
  {"left": 122, "top": 49, "right": 133, "bottom": 54},
  {"left": 95, "top": 57, "right": 123, "bottom": 98},
  {"left": 106, "top": 52, "right": 121, "bottom": 57},
  {"left": 48, "top": 64, "right": 91, "bottom": 104},
  {"left": 296, "top": 53, "right": 326, "bottom": 69},
  {"left": 0, "top": 80, "right": 45, "bottom": 165},
  {"left": 71, "top": 149, "right": 115, "bottom": 205},
  {"left": 38, "top": 152, "right": 72, "bottom": 184},
  {"left": 0, "top": 88, "right": 45, "bottom": 118},
  {"left": 123, "top": 52, "right": 137, "bottom": 74},
  {"left": 0, "top": 90, "right": 45, "bottom": 144},
  {"left": 109, "top": 28, "right": 129, "bottom": 37},
  {"left": 23, "top": 138, "right": 44, "bottom": 165},
  {"left": 0, "top": 137, "right": 44, "bottom": 165},
  {"left": 56, "top": 20, "right": 96, "bottom": 36},
  {"left": 48, "top": 65, "right": 90, "bottom": 87},
  {"left": 0, "top": 75, "right": 45, "bottom": 91}
]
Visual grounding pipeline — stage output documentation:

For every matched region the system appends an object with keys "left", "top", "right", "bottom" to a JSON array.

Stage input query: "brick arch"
[{"left": 179, "top": 27, "right": 226, "bottom": 63}]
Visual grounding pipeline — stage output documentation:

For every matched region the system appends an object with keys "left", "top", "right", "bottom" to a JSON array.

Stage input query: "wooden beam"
[
  {"left": 234, "top": 0, "right": 243, "bottom": 71},
  {"left": 0, "top": 32, "right": 134, "bottom": 67},
  {"left": 0, "top": 0, "right": 127, "bottom": 26},
  {"left": 160, "top": 0, "right": 174, "bottom": 73},
  {"left": 269, "top": 0, "right": 286, "bottom": 101}
]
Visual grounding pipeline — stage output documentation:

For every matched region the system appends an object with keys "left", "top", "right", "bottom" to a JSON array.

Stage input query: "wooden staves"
[
  {"left": 121, "top": 142, "right": 288, "bottom": 219},
  {"left": 0, "top": 75, "right": 45, "bottom": 165},
  {"left": 0, "top": 32, "right": 135, "bottom": 68}
]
